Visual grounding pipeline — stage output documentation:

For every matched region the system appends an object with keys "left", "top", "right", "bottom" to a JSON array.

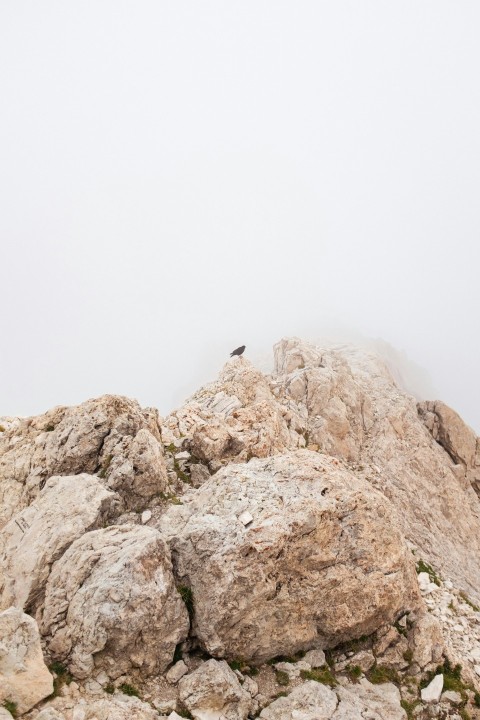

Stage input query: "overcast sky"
[{"left": 1, "top": 2, "right": 479, "bottom": 431}]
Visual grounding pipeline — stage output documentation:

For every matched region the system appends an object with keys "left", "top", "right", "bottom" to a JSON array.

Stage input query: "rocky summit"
[{"left": 1, "top": 337, "right": 480, "bottom": 720}]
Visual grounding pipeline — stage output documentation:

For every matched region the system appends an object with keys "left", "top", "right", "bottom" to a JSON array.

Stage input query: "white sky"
[{"left": 1, "top": 2, "right": 479, "bottom": 431}]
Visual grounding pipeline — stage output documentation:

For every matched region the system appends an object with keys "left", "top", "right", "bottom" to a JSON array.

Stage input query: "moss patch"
[
  {"left": 366, "top": 664, "right": 400, "bottom": 685},
  {"left": 275, "top": 670, "right": 290, "bottom": 686},
  {"left": 177, "top": 584, "right": 194, "bottom": 619},
  {"left": 119, "top": 683, "right": 140, "bottom": 697},
  {"left": 2, "top": 700, "right": 17, "bottom": 718},
  {"left": 415, "top": 559, "right": 441, "bottom": 586},
  {"left": 300, "top": 667, "right": 337, "bottom": 688}
]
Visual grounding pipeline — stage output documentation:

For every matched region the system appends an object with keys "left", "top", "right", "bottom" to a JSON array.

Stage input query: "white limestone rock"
[
  {"left": 178, "top": 659, "right": 252, "bottom": 720},
  {"left": 71, "top": 694, "right": 159, "bottom": 719},
  {"left": 40, "top": 524, "right": 189, "bottom": 679},
  {"left": 260, "top": 681, "right": 337, "bottom": 720},
  {"left": 0, "top": 607, "right": 53, "bottom": 714},
  {"left": 420, "top": 673, "right": 444, "bottom": 703},
  {"left": 303, "top": 648, "right": 326, "bottom": 668},
  {"left": 160, "top": 450, "right": 421, "bottom": 662},
  {"left": 0, "top": 474, "right": 117, "bottom": 612}
]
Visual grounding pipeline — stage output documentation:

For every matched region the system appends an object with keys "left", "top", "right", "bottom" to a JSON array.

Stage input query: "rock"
[
  {"left": 408, "top": 612, "right": 444, "bottom": 669},
  {"left": 168, "top": 713, "right": 186, "bottom": 720},
  {"left": 178, "top": 659, "right": 252, "bottom": 720},
  {"left": 0, "top": 395, "right": 167, "bottom": 526},
  {"left": 141, "top": 510, "right": 152, "bottom": 524},
  {"left": 260, "top": 680, "right": 337, "bottom": 719},
  {"left": 441, "top": 690, "right": 462, "bottom": 705},
  {"left": 0, "top": 711, "right": 13, "bottom": 720},
  {"left": 238, "top": 511, "right": 253, "bottom": 526},
  {"left": 303, "top": 648, "right": 326, "bottom": 668},
  {"left": 164, "top": 360, "right": 295, "bottom": 466},
  {"left": 242, "top": 675, "right": 258, "bottom": 697},
  {"left": 73, "top": 695, "right": 159, "bottom": 719},
  {"left": 166, "top": 660, "right": 188, "bottom": 684},
  {"left": 189, "top": 464, "right": 210, "bottom": 488},
  {"left": 41, "top": 524, "right": 189, "bottom": 679},
  {"left": 260, "top": 678, "right": 405, "bottom": 719},
  {"left": 36, "top": 710, "right": 67, "bottom": 720},
  {"left": 335, "top": 679, "right": 406, "bottom": 719},
  {"left": 153, "top": 698, "right": 177, "bottom": 713},
  {"left": 0, "top": 607, "right": 53, "bottom": 714},
  {"left": 421, "top": 674, "right": 444, "bottom": 703},
  {"left": 0, "top": 474, "right": 117, "bottom": 612},
  {"left": 342, "top": 649, "right": 375, "bottom": 672},
  {"left": 160, "top": 451, "right": 421, "bottom": 661},
  {"left": 418, "top": 400, "right": 480, "bottom": 488},
  {"left": 272, "top": 339, "right": 480, "bottom": 600}
]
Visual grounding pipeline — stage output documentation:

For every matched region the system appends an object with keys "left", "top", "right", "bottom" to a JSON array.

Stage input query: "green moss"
[
  {"left": 245, "top": 665, "right": 259, "bottom": 676},
  {"left": 459, "top": 591, "right": 480, "bottom": 612},
  {"left": 119, "top": 683, "right": 140, "bottom": 697},
  {"left": 403, "top": 648, "right": 414, "bottom": 663},
  {"left": 176, "top": 709, "right": 193, "bottom": 719},
  {"left": 415, "top": 559, "right": 441, "bottom": 586},
  {"left": 177, "top": 585, "right": 194, "bottom": 619},
  {"left": 345, "top": 664, "right": 362, "bottom": 682},
  {"left": 366, "top": 664, "right": 400, "bottom": 685},
  {"left": 2, "top": 700, "right": 17, "bottom": 718},
  {"left": 300, "top": 667, "right": 337, "bottom": 688},
  {"left": 420, "top": 658, "right": 471, "bottom": 702},
  {"left": 474, "top": 691, "right": 480, "bottom": 707},
  {"left": 99, "top": 454, "right": 113, "bottom": 479},
  {"left": 400, "top": 699, "right": 419, "bottom": 720},
  {"left": 104, "top": 683, "right": 115, "bottom": 694},
  {"left": 459, "top": 710, "right": 472, "bottom": 720},
  {"left": 275, "top": 670, "right": 290, "bottom": 686},
  {"left": 228, "top": 659, "right": 244, "bottom": 672},
  {"left": 160, "top": 492, "right": 183, "bottom": 505},
  {"left": 48, "top": 661, "right": 73, "bottom": 697}
]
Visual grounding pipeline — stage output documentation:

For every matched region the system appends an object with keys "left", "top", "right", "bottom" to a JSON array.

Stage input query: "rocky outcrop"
[
  {"left": 0, "top": 395, "right": 167, "bottom": 527},
  {"left": 40, "top": 524, "right": 189, "bottom": 679},
  {"left": 178, "top": 659, "right": 252, "bottom": 720},
  {"left": 271, "top": 338, "right": 480, "bottom": 601},
  {"left": 160, "top": 450, "right": 421, "bottom": 661},
  {"left": 418, "top": 399, "right": 480, "bottom": 491},
  {"left": 0, "top": 607, "right": 53, "bottom": 714},
  {"left": 163, "top": 359, "right": 296, "bottom": 469},
  {"left": 0, "top": 474, "right": 117, "bottom": 613}
]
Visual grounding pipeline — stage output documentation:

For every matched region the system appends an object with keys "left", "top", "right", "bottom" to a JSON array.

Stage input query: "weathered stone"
[
  {"left": 421, "top": 674, "right": 444, "bottom": 703},
  {"left": 0, "top": 474, "right": 117, "bottom": 612},
  {"left": 41, "top": 525, "right": 189, "bottom": 679},
  {"left": 189, "top": 464, "right": 211, "bottom": 488},
  {"left": 303, "top": 648, "right": 326, "bottom": 668},
  {"left": 178, "top": 659, "right": 252, "bottom": 720},
  {"left": 0, "top": 607, "right": 53, "bottom": 714},
  {"left": 0, "top": 395, "right": 167, "bottom": 527},
  {"left": 161, "top": 451, "right": 421, "bottom": 662},
  {"left": 408, "top": 612, "right": 444, "bottom": 669},
  {"left": 72, "top": 695, "right": 159, "bottom": 719},
  {"left": 36, "top": 710, "right": 66, "bottom": 720},
  {"left": 260, "top": 678, "right": 405, "bottom": 719},
  {"left": 260, "top": 681, "right": 337, "bottom": 719},
  {"left": 166, "top": 660, "right": 188, "bottom": 684},
  {"left": 441, "top": 690, "right": 462, "bottom": 705}
]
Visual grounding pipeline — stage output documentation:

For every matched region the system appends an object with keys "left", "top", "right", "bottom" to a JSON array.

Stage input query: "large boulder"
[
  {"left": 178, "top": 659, "right": 252, "bottom": 720},
  {"left": 40, "top": 524, "right": 189, "bottom": 679},
  {"left": 160, "top": 450, "right": 421, "bottom": 661},
  {"left": 0, "top": 607, "right": 53, "bottom": 714},
  {"left": 0, "top": 395, "right": 167, "bottom": 527},
  {"left": 0, "top": 474, "right": 118, "bottom": 613},
  {"left": 271, "top": 338, "right": 480, "bottom": 601}
]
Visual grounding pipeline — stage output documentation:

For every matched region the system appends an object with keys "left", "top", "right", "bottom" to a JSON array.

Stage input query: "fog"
[{"left": 1, "top": 2, "right": 479, "bottom": 431}]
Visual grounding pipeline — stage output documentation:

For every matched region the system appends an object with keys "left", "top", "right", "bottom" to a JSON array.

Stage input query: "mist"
[{"left": 1, "top": 1, "right": 479, "bottom": 431}]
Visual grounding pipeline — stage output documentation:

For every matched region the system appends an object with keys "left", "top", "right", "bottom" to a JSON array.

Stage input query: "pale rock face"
[
  {"left": 271, "top": 338, "right": 480, "bottom": 600},
  {"left": 178, "top": 659, "right": 252, "bottom": 720},
  {"left": 40, "top": 524, "right": 189, "bottom": 679},
  {"left": 0, "top": 607, "right": 53, "bottom": 714},
  {"left": 36, "top": 710, "right": 66, "bottom": 720},
  {"left": 418, "top": 399, "right": 480, "bottom": 491},
  {"left": 260, "top": 681, "right": 337, "bottom": 720},
  {"left": 0, "top": 395, "right": 167, "bottom": 527},
  {"left": 0, "top": 474, "right": 118, "bottom": 613},
  {"left": 260, "top": 679, "right": 406, "bottom": 720},
  {"left": 160, "top": 451, "right": 421, "bottom": 661},
  {"left": 164, "top": 359, "right": 296, "bottom": 466},
  {"left": 70, "top": 695, "right": 160, "bottom": 719}
]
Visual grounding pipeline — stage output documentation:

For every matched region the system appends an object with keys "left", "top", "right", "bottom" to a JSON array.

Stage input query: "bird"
[{"left": 230, "top": 345, "right": 246, "bottom": 357}]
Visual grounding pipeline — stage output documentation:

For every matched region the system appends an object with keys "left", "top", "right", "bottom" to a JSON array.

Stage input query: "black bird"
[{"left": 230, "top": 345, "right": 246, "bottom": 357}]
